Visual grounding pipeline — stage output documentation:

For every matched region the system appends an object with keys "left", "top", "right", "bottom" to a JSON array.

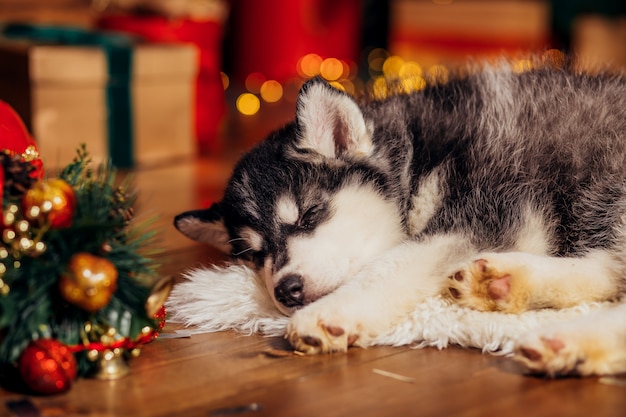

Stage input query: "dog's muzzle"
[{"left": 274, "top": 274, "right": 305, "bottom": 307}]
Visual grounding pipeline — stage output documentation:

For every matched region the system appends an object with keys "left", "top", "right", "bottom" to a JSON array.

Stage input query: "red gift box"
[{"left": 98, "top": 15, "right": 226, "bottom": 155}]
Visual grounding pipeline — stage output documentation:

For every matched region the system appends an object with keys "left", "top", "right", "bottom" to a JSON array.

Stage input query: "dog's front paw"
[
  {"left": 445, "top": 254, "right": 531, "bottom": 313},
  {"left": 286, "top": 307, "right": 361, "bottom": 354},
  {"left": 513, "top": 333, "right": 583, "bottom": 377},
  {"left": 513, "top": 322, "right": 626, "bottom": 377}
]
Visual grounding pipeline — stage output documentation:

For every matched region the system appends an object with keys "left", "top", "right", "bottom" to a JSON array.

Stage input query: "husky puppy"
[{"left": 175, "top": 62, "right": 626, "bottom": 377}]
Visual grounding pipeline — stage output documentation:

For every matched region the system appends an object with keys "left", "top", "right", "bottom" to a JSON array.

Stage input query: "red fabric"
[
  {"left": 97, "top": 15, "right": 226, "bottom": 155},
  {"left": 230, "top": 0, "right": 362, "bottom": 83},
  {"left": 0, "top": 100, "right": 37, "bottom": 154},
  {"left": 0, "top": 100, "right": 44, "bottom": 208}
]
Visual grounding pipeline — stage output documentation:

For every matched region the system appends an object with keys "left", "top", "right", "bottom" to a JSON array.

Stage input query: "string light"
[{"left": 233, "top": 47, "right": 561, "bottom": 114}]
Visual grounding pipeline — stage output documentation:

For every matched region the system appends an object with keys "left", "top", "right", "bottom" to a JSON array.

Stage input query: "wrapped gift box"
[
  {"left": 97, "top": 13, "right": 227, "bottom": 155},
  {"left": 0, "top": 26, "right": 198, "bottom": 169}
]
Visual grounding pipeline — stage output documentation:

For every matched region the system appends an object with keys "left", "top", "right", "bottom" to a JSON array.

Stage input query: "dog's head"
[{"left": 175, "top": 78, "right": 405, "bottom": 314}]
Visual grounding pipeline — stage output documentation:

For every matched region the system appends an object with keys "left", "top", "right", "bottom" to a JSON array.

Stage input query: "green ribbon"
[{"left": 2, "top": 23, "right": 135, "bottom": 168}]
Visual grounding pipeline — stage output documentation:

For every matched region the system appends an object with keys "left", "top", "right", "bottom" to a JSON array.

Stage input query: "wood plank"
[{"left": 2, "top": 158, "right": 626, "bottom": 417}]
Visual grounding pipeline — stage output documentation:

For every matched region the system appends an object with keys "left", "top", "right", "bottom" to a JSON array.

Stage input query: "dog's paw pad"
[
  {"left": 487, "top": 275, "right": 511, "bottom": 300},
  {"left": 286, "top": 329, "right": 328, "bottom": 355},
  {"left": 445, "top": 256, "right": 528, "bottom": 312},
  {"left": 287, "top": 325, "right": 351, "bottom": 355},
  {"left": 448, "top": 287, "right": 461, "bottom": 299},
  {"left": 518, "top": 337, "right": 564, "bottom": 361},
  {"left": 286, "top": 311, "right": 360, "bottom": 355},
  {"left": 324, "top": 324, "right": 345, "bottom": 337},
  {"left": 452, "top": 271, "right": 464, "bottom": 282},
  {"left": 347, "top": 334, "right": 360, "bottom": 346},
  {"left": 299, "top": 335, "right": 323, "bottom": 348},
  {"left": 513, "top": 335, "right": 584, "bottom": 377},
  {"left": 518, "top": 346, "right": 543, "bottom": 362}
]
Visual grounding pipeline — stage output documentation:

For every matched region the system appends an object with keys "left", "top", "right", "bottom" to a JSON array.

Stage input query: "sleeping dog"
[{"left": 175, "top": 60, "right": 626, "bottom": 376}]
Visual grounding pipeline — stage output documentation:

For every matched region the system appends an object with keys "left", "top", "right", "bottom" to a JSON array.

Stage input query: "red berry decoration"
[
  {"left": 19, "top": 339, "right": 77, "bottom": 395},
  {"left": 154, "top": 306, "right": 167, "bottom": 331},
  {"left": 59, "top": 252, "right": 119, "bottom": 312},
  {"left": 22, "top": 178, "right": 76, "bottom": 228}
]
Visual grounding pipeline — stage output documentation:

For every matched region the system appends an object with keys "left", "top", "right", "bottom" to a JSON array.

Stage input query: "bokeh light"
[
  {"left": 298, "top": 53, "right": 323, "bottom": 78},
  {"left": 344, "top": 60, "right": 358, "bottom": 80},
  {"left": 245, "top": 72, "right": 266, "bottom": 94},
  {"left": 426, "top": 65, "right": 450, "bottom": 84},
  {"left": 383, "top": 56, "right": 405, "bottom": 78},
  {"left": 401, "top": 76, "right": 427, "bottom": 93},
  {"left": 338, "top": 79, "right": 356, "bottom": 95},
  {"left": 512, "top": 59, "right": 533, "bottom": 73},
  {"left": 220, "top": 72, "right": 229, "bottom": 90},
  {"left": 328, "top": 81, "right": 345, "bottom": 92},
  {"left": 232, "top": 47, "right": 566, "bottom": 110},
  {"left": 236, "top": 93, "right": 260, "bottom": 116},
  {"left": 372, "top": 77, "right": 389, "bottom": 100},
  {"left": 260, "top": 80, "right": 284, "bottom": 103},
  {"left": 320, "top": 58, "right": 344, "bottom": 81},
  {"left": 399, "top": 61, "right": 423, "bottom": 79},
  {"left": 368, "top": 48, "right": 389, "bottom": 72}
]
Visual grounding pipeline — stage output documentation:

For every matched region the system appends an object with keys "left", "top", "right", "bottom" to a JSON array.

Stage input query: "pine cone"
[{"left": 0, "top": 150, "right": 38, "bottom": 199}]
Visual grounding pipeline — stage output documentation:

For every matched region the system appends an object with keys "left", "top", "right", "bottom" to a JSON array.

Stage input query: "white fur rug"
[{"left": 166, "top": 264, "right": 609, "bottom": 355}]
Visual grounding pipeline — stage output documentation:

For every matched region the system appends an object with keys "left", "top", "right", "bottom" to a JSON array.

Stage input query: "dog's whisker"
[
  {"left": 233, "top": 247, "right": 254, "bottom": 257},
  {"left": 228, "top": 237, "right": 247, "bottom": 244}
]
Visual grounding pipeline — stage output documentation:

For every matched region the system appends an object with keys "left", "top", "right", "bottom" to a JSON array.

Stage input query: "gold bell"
[{"left": 92, "top": 349, "right": 130, "bottom": 380}]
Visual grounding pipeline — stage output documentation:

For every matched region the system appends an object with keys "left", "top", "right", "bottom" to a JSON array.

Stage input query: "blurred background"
[{"left": 0, "top": 0, "right": 625, "bottom": 169}]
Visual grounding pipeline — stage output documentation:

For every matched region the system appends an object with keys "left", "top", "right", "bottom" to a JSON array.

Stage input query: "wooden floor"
[{"left": 2, "top": 107, "right": 626, "bottom": 416}]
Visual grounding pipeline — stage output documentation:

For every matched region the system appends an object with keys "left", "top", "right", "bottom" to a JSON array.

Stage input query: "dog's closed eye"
[{"left": 298, "top": 204, "right": 327, "bottom": 231}]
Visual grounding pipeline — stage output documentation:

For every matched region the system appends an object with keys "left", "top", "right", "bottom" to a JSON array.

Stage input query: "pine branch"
[{"left": 0, "top": 147, "right": 163, "bottom": 377}]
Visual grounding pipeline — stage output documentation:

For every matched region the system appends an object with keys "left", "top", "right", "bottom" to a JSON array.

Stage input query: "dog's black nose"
[{"left": 275, "top": 274, "right": 305, "bottom": 307}]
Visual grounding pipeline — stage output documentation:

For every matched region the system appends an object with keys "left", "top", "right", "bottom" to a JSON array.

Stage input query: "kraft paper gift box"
[
  {"left": 98, "top": 12, "right": 228, "bottom": 155},
  {"left": 0, "top": 25, "right": 198, "bottom": 169}
]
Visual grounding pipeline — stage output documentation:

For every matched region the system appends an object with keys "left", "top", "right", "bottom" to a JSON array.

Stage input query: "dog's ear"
[
  {"left": 295, "top": 77, "right": 373, "bottom": 158},
  {"left": 174, "top": 203, "right": 231, "bottom": 253}
]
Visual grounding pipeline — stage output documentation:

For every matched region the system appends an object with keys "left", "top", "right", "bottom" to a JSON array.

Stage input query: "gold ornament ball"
[
  {"left": 22, "top": 179, "right": 76, "bottom": 228},
  {"left": 59, "top": 253, "right": 118, "bottom": 312}
]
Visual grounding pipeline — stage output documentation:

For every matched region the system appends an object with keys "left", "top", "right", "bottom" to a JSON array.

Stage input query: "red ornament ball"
[{"left": 19, "top": 339, "right": 78, "bottom": 395}]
